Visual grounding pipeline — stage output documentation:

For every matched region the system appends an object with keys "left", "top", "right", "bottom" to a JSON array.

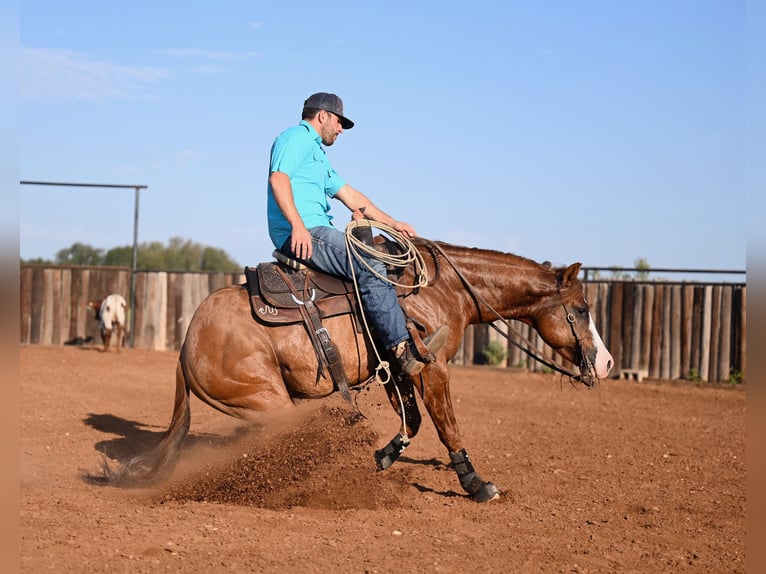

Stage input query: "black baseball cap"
[{"left": 303, "top": 92, "right": 354, "bottom": 129}]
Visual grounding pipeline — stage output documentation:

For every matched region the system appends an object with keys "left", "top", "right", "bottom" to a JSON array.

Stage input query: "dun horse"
[{"left": 108, "top": 239, "right": 613, "bottom": 502}]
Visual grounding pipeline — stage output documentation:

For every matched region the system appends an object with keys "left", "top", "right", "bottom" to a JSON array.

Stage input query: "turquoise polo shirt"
[{"left": 267, "top": 120, "right": 347, "bottom": 249}]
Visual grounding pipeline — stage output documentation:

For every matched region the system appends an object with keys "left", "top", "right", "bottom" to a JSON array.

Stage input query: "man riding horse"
[
  {"left": 104, "top": 93, "right": 613, "bottom": 502},
  {"left": 266, "top": 92, "right": 449, "bottom": 375}
]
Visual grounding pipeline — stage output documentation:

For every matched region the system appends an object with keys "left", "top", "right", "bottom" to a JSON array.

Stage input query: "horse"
[
  {"left": 87, "top": 294, "right": 128, "bottom": 352},
  {"left": 106, "top": 239, "right": 613, "bottom": 502}
]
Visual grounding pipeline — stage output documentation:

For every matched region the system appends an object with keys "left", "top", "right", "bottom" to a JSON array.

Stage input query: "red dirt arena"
[{"left": 20, "top": 344, "right": 745, "bottom": 573}]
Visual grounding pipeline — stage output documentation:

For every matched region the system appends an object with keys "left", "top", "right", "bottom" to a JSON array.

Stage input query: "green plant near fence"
[
  {"left": 727, "top": 370, "right": 743, "bottom": 385},
  {"left": 687, "top": 368, "right": 702, "bottom": 382},
  {"left": 479, "top": 341, "right": 507, "bottom": 366}
]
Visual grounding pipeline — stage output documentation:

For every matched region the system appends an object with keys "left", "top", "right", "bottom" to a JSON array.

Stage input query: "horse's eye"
[{"left": 576, "top": 305, "right": 588, "bottom": 316}]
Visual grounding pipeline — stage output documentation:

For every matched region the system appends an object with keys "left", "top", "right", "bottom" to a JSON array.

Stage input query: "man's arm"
[
  {"left": 334, "top": 184, "right": 418, "bottom": 238},
  {"left": 269, "top": 171, "right": 314, "bottom": 259}
]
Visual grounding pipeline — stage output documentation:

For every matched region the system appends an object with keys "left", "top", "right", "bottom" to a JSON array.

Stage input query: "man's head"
[{"left": 302, "top": 92, "right": 354, "bottom": 146}]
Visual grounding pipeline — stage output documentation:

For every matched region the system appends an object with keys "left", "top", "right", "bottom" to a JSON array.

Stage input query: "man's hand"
[
  {"left": 351, "top": 207, "right": 366, "bottom": 221},
  {"left": 290, "top": 227, "right": 313, "bottom": 259},
  {"left": 393, "top": 220, "right": 417, "bottom": 239}
]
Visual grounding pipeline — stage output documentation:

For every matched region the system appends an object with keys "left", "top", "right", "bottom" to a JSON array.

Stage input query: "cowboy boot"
[{"left": 392, "top": 325, "right": 450, "bottom": 376}]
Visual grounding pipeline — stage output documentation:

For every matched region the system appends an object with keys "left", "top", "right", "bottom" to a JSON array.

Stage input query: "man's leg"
[{"left": 291, "top": 226, "right": 449, "bottom": 374}]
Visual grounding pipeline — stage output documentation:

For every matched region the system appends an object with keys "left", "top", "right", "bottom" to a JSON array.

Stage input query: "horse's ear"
[{"left": 559, "top": 263, "right": 582, "bottom": 288}]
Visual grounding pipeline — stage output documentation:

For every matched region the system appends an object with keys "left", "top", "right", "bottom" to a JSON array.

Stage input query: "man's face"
[{"left": 319, "top": 110, "right": 343, "bottom": 146}]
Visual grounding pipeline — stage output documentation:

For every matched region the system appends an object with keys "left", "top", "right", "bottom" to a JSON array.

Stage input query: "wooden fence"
[
  {"left": 19, "top": 266, "right": 243, "bottom": 351},
  {"left": 19, "top": 265, "right": 746, "bottom": 383},
  {"left": 453, "top": 281, "right": 746, "bottom": 384}
]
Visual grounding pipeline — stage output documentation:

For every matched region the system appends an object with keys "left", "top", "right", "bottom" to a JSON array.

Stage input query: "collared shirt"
[{"left": 267, "top": 120, "right": 347, "bottom": 249}]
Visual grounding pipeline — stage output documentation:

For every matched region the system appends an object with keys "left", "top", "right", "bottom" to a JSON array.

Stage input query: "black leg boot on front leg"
[
  {"left": 375, "top": 433, "right": 410, "bottom": 471},
  {"left": 449, "top": 448, "right": 500, "bottom": 502}
]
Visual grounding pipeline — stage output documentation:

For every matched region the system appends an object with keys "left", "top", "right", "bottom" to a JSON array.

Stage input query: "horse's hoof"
[
  {"left": 374, "top": 450, "right": 394, "bottom": 471},
  {"left": 471, "top": 482, "right": 500, "bottom": 503},
  {"left": 374, "top": 434, "right": 409, "bottom": 471}
]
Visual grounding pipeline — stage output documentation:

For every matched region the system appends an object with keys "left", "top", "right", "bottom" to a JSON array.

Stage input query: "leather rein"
[{"left": 427, "top": 242, "right": 595, "bottom": 387}]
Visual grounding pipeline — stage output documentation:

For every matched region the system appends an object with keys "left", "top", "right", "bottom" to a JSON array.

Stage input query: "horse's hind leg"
[
  {"left": 102, "top": 327, "right": 112, "bottom": 352},
  {"left": 375, "top": 374, "right": 422, "bottom": 470},
  {"left": 115, "top": 325, "right": 124, "bottom": 352}
]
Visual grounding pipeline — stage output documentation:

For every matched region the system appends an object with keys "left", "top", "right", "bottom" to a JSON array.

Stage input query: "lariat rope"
[
  {"left": 344, "top": 219, "right": 429, "bottom": 438},
  {"left": 344, "top": 220, "right": 429, "bottom": 289}
]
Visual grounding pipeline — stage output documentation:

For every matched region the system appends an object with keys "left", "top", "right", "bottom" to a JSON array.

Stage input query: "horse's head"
[{"left": 533, "top": 263, "right": 613, "bottom": 387}]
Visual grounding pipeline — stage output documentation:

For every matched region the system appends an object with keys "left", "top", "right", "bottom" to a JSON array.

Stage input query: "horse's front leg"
[
  {"left": 375, "top": 374, "right": 422, "bottom": 470},
  {"left": 420, "top": 364, "right": 500, "bottom": 503}
]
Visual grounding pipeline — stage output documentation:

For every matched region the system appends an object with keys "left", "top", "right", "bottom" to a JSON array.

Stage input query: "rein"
[{"left": 427, "top": 242, "right": 592, "bottom": 385}]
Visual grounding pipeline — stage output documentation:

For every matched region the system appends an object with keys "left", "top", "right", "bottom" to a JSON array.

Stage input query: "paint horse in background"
[
  {"left": 87, "top": 294, "right": 128, "bottom": 352},
  {"left": 106, "top": 239, "right": 613, "bottom": 502}
]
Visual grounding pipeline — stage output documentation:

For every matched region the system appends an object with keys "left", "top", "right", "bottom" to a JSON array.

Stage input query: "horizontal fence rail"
[{"left": 19, "top": 265, "right": 746, "bottom": 383}]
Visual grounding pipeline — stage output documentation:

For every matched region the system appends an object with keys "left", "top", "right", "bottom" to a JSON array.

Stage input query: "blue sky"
[{"left": 18, "top": 1, "right": 753, "bottom": 278}]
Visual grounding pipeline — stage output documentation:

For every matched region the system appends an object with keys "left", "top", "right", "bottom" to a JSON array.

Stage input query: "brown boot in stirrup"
[{"left": 392, "top": 325, "right": 450, "bottom": 376}]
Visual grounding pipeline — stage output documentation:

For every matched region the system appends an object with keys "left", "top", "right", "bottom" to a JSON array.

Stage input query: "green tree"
[
  {"left": 608, "top": 259, "right": 652, "bottom": 280},
  {"left": 55, "top": 242, "right": 105, "bottom": 265},
  {"left": 103, "top": 246, "right": 133, "bottom": 267},
  {"left": 24, "top": 238, "right": 241, "bottom": 272},
  {"left": 21, "top": 256, "right": 54, "bottom": 265},
  {"left": 634, "top": 257, "right": 651, "bottom": 280},
  {"left": 200, "top": 246, "right": 241, "bottom": 272},
  {"left": 139, "top": 240, "right": 173, "bottom": 269},
  {"left": 165, "top": 237, "right": 203, "bottom": 270}
]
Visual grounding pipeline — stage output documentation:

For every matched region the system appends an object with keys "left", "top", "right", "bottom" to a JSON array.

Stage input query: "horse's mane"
[{"left": 414, "top": 238, "right": 556, "bottom": 274}]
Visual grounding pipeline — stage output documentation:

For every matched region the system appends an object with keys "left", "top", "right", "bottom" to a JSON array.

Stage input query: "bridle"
[
  {"left": 562, "top": 305, "right": 596, "bottom": 387},
  {"left": 428, "top": 242, "right": 597, "bottom": 387}
]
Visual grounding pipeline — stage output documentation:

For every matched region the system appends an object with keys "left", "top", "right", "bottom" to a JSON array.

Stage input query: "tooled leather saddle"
[
  {"left": 245, "top": 255, "right": 360, "bottom": 327},
  {"left": 243, "top": 243, "right": 423, "bottom": 402},
  {"left": 244, "top": 253, "right": 359, "bottom": 400}
]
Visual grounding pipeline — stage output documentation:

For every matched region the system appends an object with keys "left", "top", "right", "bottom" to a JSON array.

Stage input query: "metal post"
[
  {"left": 130, "top": 186, "right": 140, "bottom": 347},
  {"left": 20, "top": 180, "right": 147, "bottom": 346}
]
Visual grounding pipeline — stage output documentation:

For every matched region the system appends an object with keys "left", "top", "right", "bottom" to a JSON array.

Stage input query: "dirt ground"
[{"left": 20, "top": 344, "right": 746, "bottom": 573}]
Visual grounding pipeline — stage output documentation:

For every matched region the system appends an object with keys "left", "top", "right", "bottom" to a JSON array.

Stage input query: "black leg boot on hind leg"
[{"left": 449, "top": 448, "right": 500, "bottom": 502}]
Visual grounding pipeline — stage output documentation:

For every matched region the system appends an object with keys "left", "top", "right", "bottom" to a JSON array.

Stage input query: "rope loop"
[
  {"left": 344, "top": 219, "right": 428, "bottom": 440},
  {"left": 344, "top": 220, "right": 429, "bottom": 290}
]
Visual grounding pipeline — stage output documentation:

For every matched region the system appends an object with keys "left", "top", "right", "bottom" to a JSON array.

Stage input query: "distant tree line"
[
  {"left": 587, "top": 258, "right": 652, "bottom": 280},
  {"left": 21, "top": 237, "right": 242, "bottom": 272}
]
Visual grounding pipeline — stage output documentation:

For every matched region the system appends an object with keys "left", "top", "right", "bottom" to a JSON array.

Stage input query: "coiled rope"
[
  {"left": 344, "top": 219, "right": 429, "bottom": 289},
  {"left": 344, "top": 219, "right": 429, "bottom": 437}
]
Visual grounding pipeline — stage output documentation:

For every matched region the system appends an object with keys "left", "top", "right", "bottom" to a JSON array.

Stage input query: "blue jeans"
[{"left": 280, "top": 225, "right": 409, "bottom": 349}]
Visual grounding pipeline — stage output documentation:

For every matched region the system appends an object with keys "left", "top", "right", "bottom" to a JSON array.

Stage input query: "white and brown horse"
[{"left": 106, "top": 240, "right": 612, "bottom": 502}]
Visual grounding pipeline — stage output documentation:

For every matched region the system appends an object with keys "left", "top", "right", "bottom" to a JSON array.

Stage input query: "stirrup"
[
  {"left": 422, "top": 325, "right": 450, "bottom": 355},
  {"left": 397, "top": 344, "right": 426, "bottom": 376},
  {"left": 409, "top": 324, "right": 450, "bottom": 363},
  {"left": 396, "top": 325, "right": 450, "bottom": 376}
]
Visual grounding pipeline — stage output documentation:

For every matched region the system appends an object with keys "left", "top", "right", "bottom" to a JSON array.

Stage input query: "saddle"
[
  {"left": 244, "top": 243, "right": 423, "bottom": 402},
  {"left": 245, "top": 255, "right": 359, "bottom": 327},
  {"left": 245, "top": 252, "right": 365, "bottom": 402}
]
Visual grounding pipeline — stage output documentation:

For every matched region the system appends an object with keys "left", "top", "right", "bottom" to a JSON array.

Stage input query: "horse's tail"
[{"left": 103, "top": 358, "right": 191, "bottom": 486}]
